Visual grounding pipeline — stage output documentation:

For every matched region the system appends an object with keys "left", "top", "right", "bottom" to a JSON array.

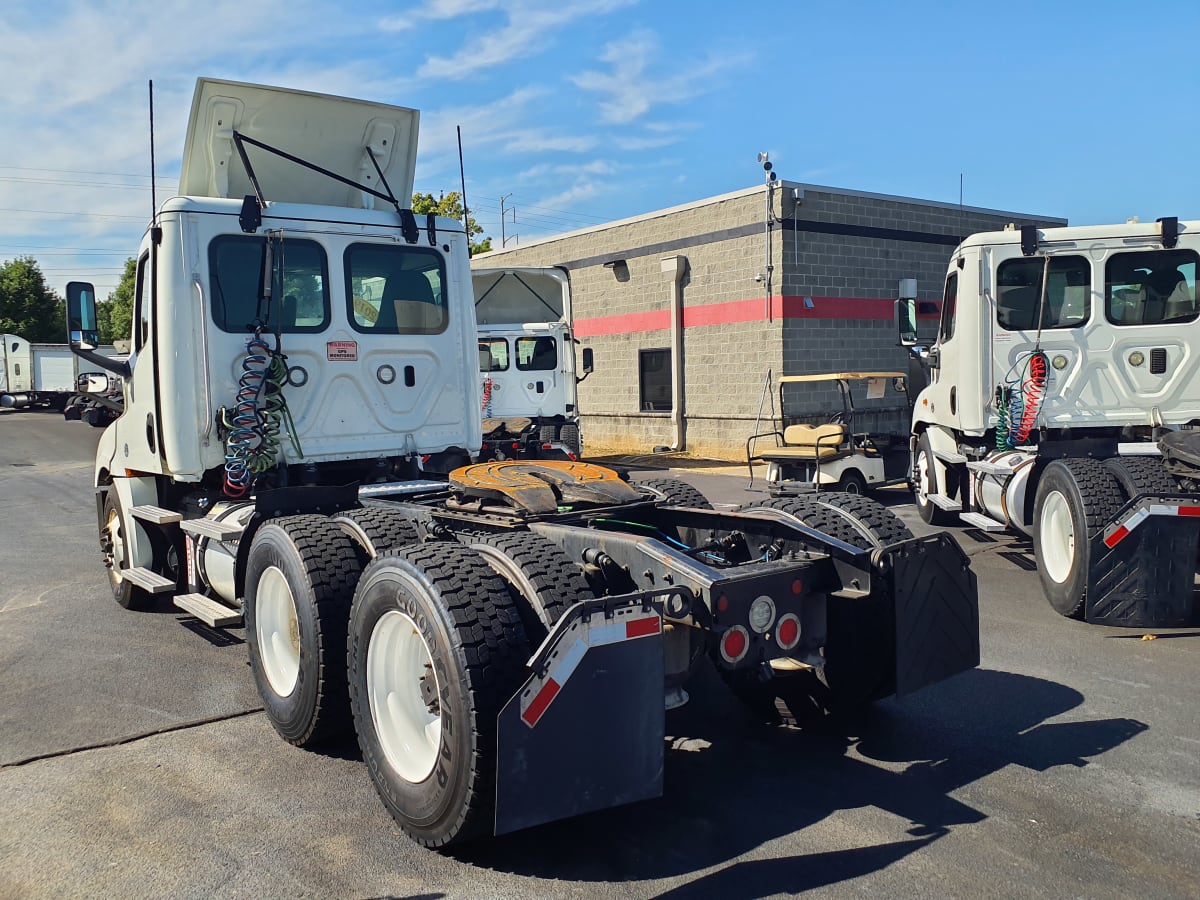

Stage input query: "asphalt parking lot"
[{"left": 2, "top": 410, "right": 1199, "bottom": 899}]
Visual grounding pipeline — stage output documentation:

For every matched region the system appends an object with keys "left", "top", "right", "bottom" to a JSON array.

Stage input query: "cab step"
[
  {"left": 928, "top": 493, "right": 962, "bottom": 511},
  {"left": 966, "top": 459, "right": 1014, "bottom": 477},
  {"left": 123, "top": 566, "right": 177, "bottom": 593},
  {"left": 129, "top": 505, "right": 183, "bottom": 525},
  {"left": 180, "top": 518, "right": 245, "bottom": 541},
  {"left": 173, "top": 592, "right": 243, "bottom": 627},
  {"left": 933, "top": 448, "right": 968, "bottom": 464},
  {"left": 959, "top": 511, "right": 1007, "bottom": 532}
]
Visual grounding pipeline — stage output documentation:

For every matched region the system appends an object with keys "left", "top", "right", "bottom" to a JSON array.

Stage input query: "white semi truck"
[
  {"left": 473, "top": 266, "right": 589, "bottom": 460},
  {"left": 899, "top": 217, "right": 1200, "bottom": 627},
  {"left": 0, "top": 333, "right": 121, "bottom": 410},
  {"left": 66, "top": 77, "right": 979, "bottom": 848}
]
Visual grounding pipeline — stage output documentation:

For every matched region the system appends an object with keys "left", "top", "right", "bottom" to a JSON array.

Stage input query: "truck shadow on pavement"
[{"left": 457, "top": 665, "right": 1147, "bottom": 893}]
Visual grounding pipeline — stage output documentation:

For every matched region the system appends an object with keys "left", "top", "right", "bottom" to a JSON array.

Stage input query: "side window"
[
  {"left": 345, "top": 244, "right": 447, "bottom": 335},
  {"left": 639, "top": 348, "right": 672, "bottom": 412},
  {"left": 996, "top": 255, "right": 1090, "bottom": 331},
  {"left": 209, "top": 236, "right": 329, "bottom": 333},
  {"left": 515, "top": 336, "right": 557, "bottom": 371},
  {"left": 1105, "top": 249, "right": 1198, "bottom": 326},
  {"left": 134, "top": 252, "right": 150, "bottom": 350},
  {"left": 479, "top": 339, "right": 508, "bottom": 372},
  {"left": 938, "top": 273, "right": 958, "bottom": 342}
]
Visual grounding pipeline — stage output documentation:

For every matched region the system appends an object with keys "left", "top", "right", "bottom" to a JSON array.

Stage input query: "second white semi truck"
[{"left": 900, "top": 216, "right": 1200, "bottom": 627}]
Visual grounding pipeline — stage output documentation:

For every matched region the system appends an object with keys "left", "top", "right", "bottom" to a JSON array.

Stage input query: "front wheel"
[
  {"left": 914, "top": 433, "right": 956, "bottom": 525},
  {"left": 99, "top": 491, "right": 153, "bottom": 611},
  {"left": 1033, "top": 459, "right": 1123, "bottom": 618},
  {"left": 836, "top": 470, "right": 868, "bottom": 495},
  {"left": 348, "top": 543, "right": 530, "bottom": 848}
]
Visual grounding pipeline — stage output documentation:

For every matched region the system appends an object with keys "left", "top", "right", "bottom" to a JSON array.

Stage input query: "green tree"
[
  {"left": 411, "top": 191, "right": 492, "bottom": 255},
  {"left": 101, "top": 258, "right": 136, "bottom": 344},
  {"left": 0, "top": 257, "right": 64, "bottom": 342}
]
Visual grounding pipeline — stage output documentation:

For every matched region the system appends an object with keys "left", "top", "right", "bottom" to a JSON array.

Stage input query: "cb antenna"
[
  {"left": 457, "top": 125, "right": 471, "bottom": 254},
  {"left": 149, "top": 80, "right": 157, "bottom": 220}
]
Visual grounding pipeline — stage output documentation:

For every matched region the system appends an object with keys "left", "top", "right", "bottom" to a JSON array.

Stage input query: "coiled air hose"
[
  {"left": 995, "top": 350, "right": 1048, "bottom": 450},
  {"left": 222, "top": 331, "right": 302, "bottom": 497}
]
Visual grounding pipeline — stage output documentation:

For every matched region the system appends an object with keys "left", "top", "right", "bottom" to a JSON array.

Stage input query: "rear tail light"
[
  {"left": 776, "top": 613, "right": 801, "bottom": 650},
  {"left": 719, "top": 625, "right": 749, "bottom": 664}
]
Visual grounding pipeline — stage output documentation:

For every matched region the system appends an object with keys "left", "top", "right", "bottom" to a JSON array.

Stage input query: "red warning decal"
[{"left": 327, "top": 341, "right": 358, "bottom": 361}]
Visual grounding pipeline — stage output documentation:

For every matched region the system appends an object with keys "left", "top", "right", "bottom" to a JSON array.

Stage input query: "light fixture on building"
[{"left": 604, "top": 258, "right": 629, "bottom": 280}]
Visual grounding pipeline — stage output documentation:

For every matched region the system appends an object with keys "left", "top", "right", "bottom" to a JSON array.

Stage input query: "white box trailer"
[{"left": 1, "top": 333, "right": 122, "bottom": 409}]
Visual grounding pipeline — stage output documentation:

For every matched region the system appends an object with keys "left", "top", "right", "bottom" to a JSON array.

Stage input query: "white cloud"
[
  {"left": 572, "top": 28, "right": 749, "bottom": 125},
  {"left": 417, "top": 0, "right": 638, "bottom": 80}
]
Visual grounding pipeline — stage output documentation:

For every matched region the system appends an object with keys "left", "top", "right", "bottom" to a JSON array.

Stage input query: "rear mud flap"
[
  {"left": 1087, "top": 514, "right": 1199, "bottom": 627},
  {"left": 887, "top": 533, "right": 980, "bottom": 696},
  {"left": 494, "top": 599, "right": 667, "bottom": 837}
]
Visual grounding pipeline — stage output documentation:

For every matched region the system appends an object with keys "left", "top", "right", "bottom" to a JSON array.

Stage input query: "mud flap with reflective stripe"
[
  {"left": 887, "top": 533, "right": 980, "bottom": 696},
  {"left": 494, "top": 598, "right": 666, "bottom": 837},
  {"left": 1087, "top": 502, "right": 1199, "bottom": 627}
]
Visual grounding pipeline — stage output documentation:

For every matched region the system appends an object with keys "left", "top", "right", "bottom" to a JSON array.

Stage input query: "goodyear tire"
[
  {"left": 914, "top": 432, "right": 957, "bottom": 525},
  {"left": 465, "top": 531, "right": 593, "bottom": 645},
  {"left": 99, "top": 491, "right": 153, "bottom": 611},
  {"left": 1033, "top": 459, "right": 1124, "bottom": 618},
  {"left": 245, "top": 516, "right": 363, "bottom": 747},
  {"left": 639, "top": 477, "right": 713, "bottom": 509},
  {"left": 348, "top": 543, "right": 530, "bottom": 848},
  {"left": 332, "top": 506, "right": 420, "bottom": 561}
]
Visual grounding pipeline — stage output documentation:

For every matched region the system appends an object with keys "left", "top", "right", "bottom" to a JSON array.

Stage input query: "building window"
[{"left": 639, "top": 348, "right": 672, "bottom": 412}]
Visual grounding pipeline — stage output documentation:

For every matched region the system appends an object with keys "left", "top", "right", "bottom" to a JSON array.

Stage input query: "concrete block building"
[{"left": 473, "top": 182, "right": 1066, "bottom": 460}]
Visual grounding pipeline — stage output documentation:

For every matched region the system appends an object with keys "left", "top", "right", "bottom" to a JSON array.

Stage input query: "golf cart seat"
[{"left": 753, "top": 423, "right": 848, "bottom": 461}]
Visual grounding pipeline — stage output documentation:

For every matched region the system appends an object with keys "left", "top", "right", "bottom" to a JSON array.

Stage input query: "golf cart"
[{"left": 747, "top": 371, "right": 910, "bottom": 494}]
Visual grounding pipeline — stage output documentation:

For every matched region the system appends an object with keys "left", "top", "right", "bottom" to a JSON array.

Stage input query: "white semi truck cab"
[
  {"left": 899, "top": 216, "right": 1200, "bottom": 627},
  {"left": 65, "top": 78, "right": 979, "bottom": 849},
  {"left": 472, "top": 266, "right": 591, "bottom": 460}
]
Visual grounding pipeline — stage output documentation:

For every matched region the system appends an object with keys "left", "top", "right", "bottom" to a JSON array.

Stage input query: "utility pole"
[{"left": 500, "top": 194, "right": 518, "bottom": 247}]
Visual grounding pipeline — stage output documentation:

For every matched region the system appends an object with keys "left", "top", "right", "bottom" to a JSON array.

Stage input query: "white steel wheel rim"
[
  {"left": 106, "top": 511, "right": 125, "bottom": 583},
  {"left": 256, "top": 565, "right": 301, "bottom": 696},
  {"left": 368, "top": 609, "right": 442, "bottom": 783},
  {"left": 916, "top": 450, "right": 934, "bottom": 506},
  {"left": 1040, "top": 491, "right": 1075, "bottom": 584}
]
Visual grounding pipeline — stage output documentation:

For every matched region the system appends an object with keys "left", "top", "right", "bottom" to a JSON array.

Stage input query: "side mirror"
[
  {"left": 66, "top": 281, "right": 100, "bottom": 351},
  {"left": 577, "top": 346, "right": 594, "bottom": 383},
  {"left": 894, "top": 297, "right": 918, "bottom": 346}
]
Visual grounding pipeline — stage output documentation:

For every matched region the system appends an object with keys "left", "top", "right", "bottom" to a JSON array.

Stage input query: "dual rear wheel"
[{"left": 244, "top": 509, "right": 583, "bottom": 847}]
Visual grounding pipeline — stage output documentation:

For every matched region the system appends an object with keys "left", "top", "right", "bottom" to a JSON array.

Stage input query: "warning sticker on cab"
[{"left": 327, "top": 341, "right": 358, "bottom": 361}]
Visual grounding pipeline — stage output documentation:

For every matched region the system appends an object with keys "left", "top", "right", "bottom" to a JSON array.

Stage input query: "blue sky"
[{"left": 2, "top": 0, "right": 1198, "bottom": 298}]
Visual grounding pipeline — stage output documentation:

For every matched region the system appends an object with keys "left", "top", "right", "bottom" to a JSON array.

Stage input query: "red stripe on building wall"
[{"left": 574, "top": 295, "right": 937, "bottom": 337}]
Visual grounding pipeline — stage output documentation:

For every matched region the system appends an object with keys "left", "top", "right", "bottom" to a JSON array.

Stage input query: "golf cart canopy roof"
[{"left": 779, "top": 372, "right": 905, "bottom": 383}]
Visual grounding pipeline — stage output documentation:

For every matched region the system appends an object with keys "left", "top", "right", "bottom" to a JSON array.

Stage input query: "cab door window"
[{"left": 938, "top": 273, "right": 958, "bottom": 342}]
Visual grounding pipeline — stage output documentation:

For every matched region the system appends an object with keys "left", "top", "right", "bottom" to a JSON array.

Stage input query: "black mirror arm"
[{"left": 72, "top": 347, "right": 131, "bottom": 380}]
